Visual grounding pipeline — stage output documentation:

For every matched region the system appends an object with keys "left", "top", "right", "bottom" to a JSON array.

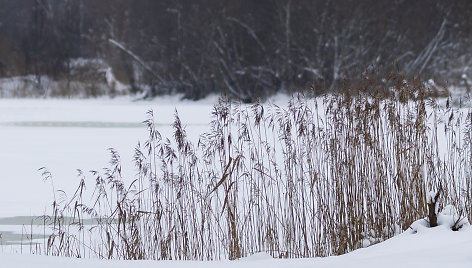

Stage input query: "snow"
[
  {"left": 0, "top": 96, "right": 219, "bottom": 217},
  {"left": 426, "top": 190, "right": 440, "bottom": 214},
  {"left": 1, "top": 225, "right": 471, "bottom": 267},
  {"left": 410, "top": 205, "right": 470, "bottom": 233},
  {"left": 427, "top": 190, "right": 436, "bottom": 204},
  {"left": 438, "top": 206, "right": 470, "bottom": 230}
]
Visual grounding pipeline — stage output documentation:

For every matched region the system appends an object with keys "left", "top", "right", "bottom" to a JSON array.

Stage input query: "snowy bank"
[{"left": 1, "top": 225, "right": 471, "bottom": 268}]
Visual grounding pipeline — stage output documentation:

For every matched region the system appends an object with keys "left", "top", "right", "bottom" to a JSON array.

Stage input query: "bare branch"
[{"left": 108, "top": 39, "right": 163, "bottom": 82}]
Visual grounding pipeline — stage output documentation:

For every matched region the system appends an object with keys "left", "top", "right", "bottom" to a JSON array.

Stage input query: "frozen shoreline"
[{"left": 1, "top": 225, "right": 471, "bottom": 267}]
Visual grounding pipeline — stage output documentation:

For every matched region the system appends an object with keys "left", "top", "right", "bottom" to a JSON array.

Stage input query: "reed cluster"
[{"left": 42, "top": 77, "right": 472, "bottom": 260}]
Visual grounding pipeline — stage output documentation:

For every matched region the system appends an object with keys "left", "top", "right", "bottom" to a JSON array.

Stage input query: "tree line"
[{"left": 0, "top": 0, "right": 471, "bottom": 100}]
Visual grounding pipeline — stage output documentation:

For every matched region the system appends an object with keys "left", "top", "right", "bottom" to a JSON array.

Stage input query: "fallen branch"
[{"left": 108, "top": 39, "right": 163, "bottom": 82}]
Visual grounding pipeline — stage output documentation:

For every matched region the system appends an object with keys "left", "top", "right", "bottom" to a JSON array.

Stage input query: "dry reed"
[{"left": 41, "top": 75, "right": 472, "bottom": 260}]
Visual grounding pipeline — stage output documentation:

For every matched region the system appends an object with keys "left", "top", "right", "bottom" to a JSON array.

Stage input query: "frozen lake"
[{"left": 0, "top": 97, "right": 218, "bottom": 219}]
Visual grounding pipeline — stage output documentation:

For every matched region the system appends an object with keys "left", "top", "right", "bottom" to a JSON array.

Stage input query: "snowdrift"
[{"left": 1, "top": 223, "right": 471, "bottom": 268}]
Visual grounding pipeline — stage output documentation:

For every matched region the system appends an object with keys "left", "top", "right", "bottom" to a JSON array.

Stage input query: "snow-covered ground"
[{"left": 1, "top": 225, "right": 471, "bottom": 267}]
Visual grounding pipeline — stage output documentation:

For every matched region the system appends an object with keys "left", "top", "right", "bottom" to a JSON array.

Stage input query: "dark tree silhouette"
[{"left": 0, "top": 0, "right": 470, "bottom": 99}]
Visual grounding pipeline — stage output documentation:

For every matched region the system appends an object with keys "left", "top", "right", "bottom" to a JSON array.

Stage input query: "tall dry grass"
[{"left": 42, "top": 76, "right": 472, "bottom": 260}]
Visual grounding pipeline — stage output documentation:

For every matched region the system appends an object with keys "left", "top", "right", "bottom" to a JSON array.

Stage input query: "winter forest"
[{"left": 1, "top": 0, "right": 472, "bottom": 100}]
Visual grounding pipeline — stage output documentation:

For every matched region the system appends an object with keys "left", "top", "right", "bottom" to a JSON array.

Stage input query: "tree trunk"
[{"left": 427, "top": 190, "right": 441, "bottom": 227}]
